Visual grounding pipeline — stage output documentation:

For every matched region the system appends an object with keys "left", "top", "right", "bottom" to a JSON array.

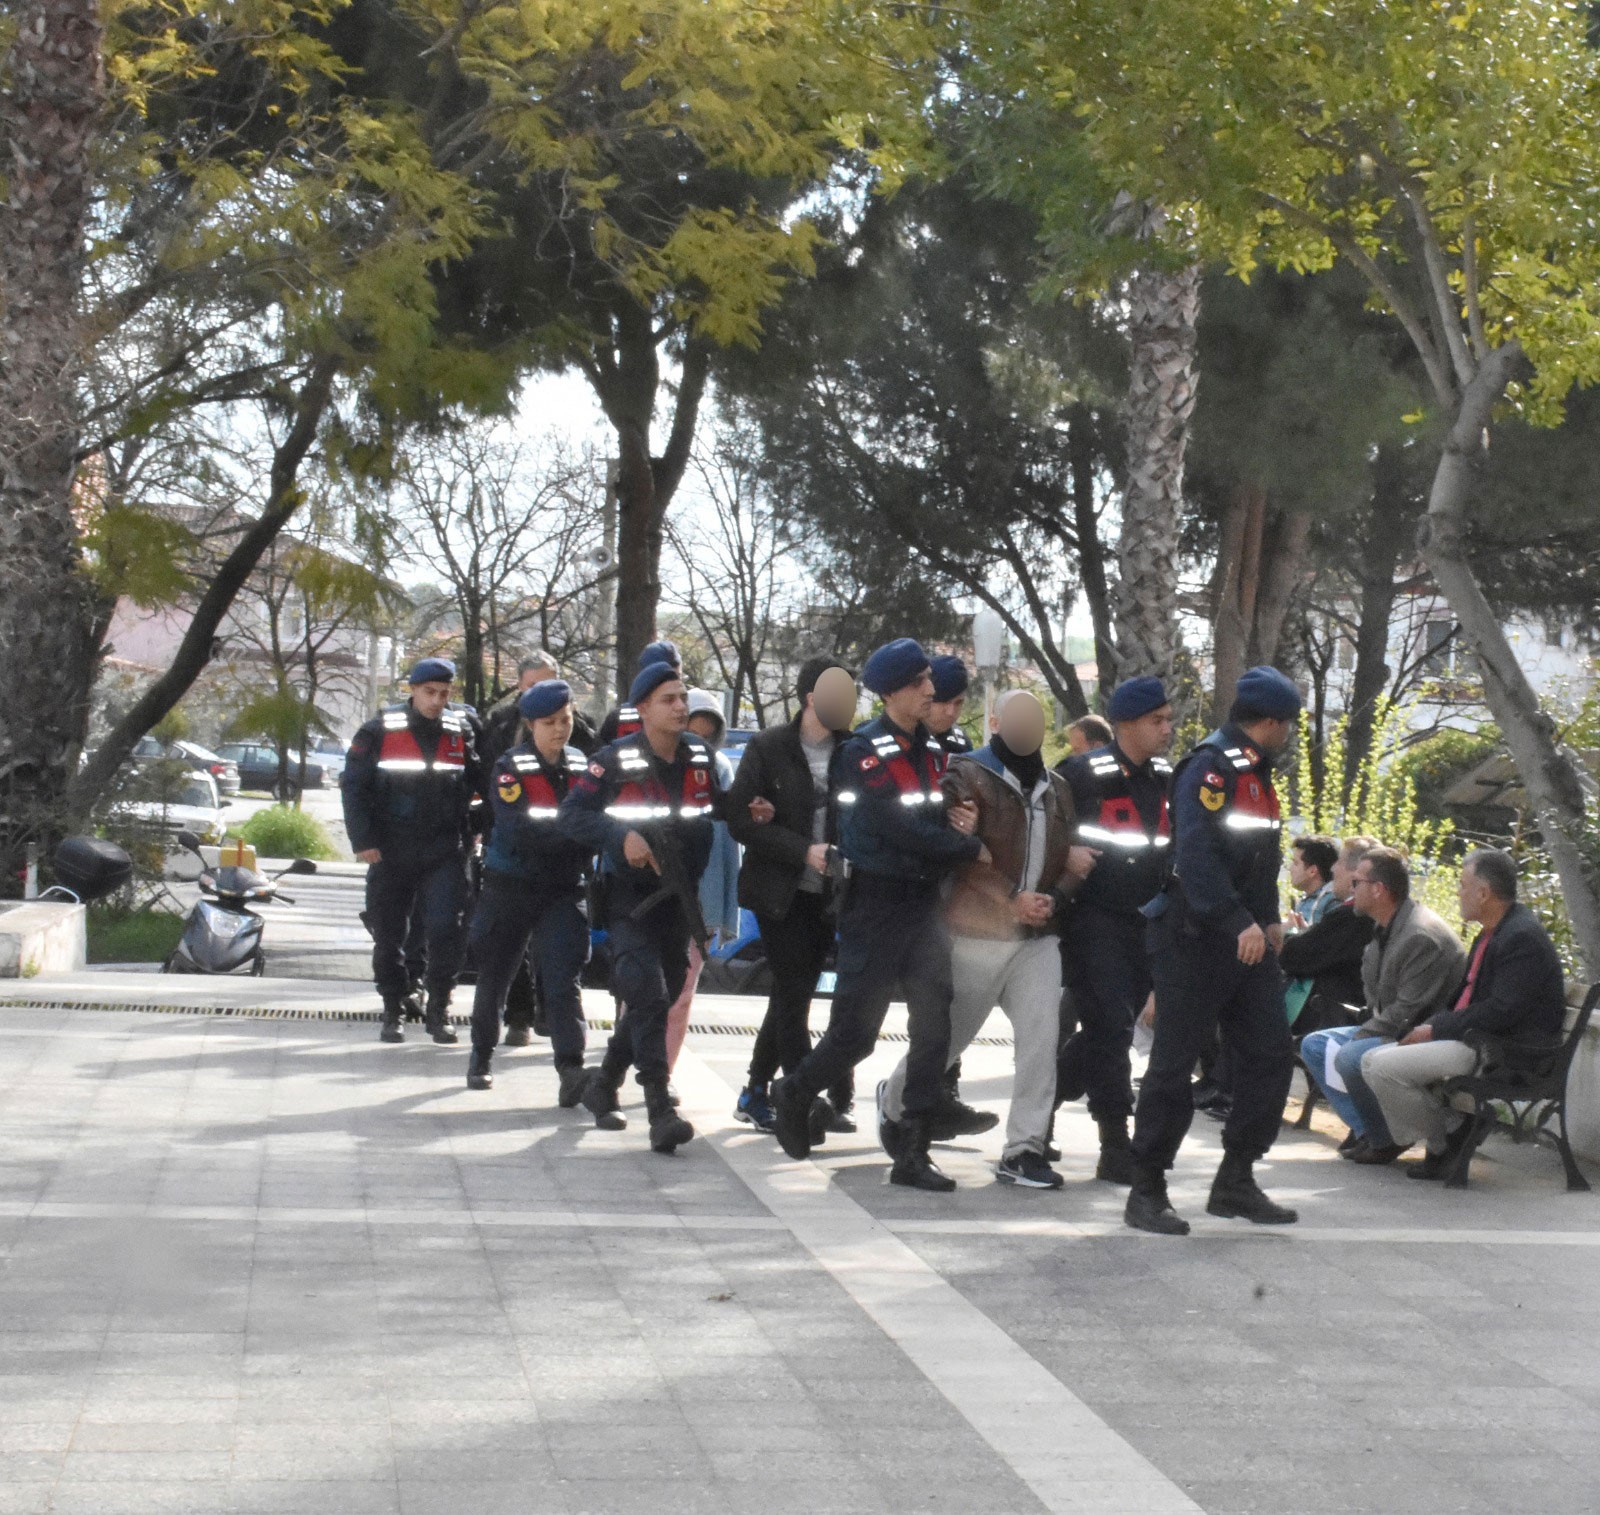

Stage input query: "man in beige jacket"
[{"left": 879, "top": 692, "right": 1091, "bottom": 1188}]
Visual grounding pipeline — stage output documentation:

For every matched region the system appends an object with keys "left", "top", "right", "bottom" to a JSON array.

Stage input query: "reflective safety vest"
[
  {"left": 1194, "top": 731, "right": 1282, "bottom": 838},
  {"left": 498, "top": 747, "right": 589, "bottom": 820},
  {"left": 1076, "top": 748, "right": 1172, "bottom": 853},
  {"left": 604, "top": 738, "right": 716, "bottom": 824},
  {"left": 375, "top": 708, "right": 469, "bottom": 775},
  {"left": 837, "top": 728, "right": 948, "bottom": 810}
]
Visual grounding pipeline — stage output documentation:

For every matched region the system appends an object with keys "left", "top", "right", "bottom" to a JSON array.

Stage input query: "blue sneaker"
[{"left": 734, "top": 1085, "right": 776, "bottom": 1131}]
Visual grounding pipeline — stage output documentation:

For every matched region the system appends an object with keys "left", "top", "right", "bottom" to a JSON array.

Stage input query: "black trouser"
[
  {"left": 367, "top": 856, "right": 468, "bottom": 1001},
  {"left": 599, "top": 902, "right": 690, "bottom": 1088},
  {"left": 1059, "top": 907, "right": 1150, "bottom": 1121},
  {"left": 468, "top": 879, "right": 589, "bottom": 1069},
  {"left": 1131, "top": 911, "right": 1295, "bottom": 1170},
  {"left": 749, "top": 891, "right": 834, "bottom": 1087},
  {"left": 503, "top": 951, "right": 541, "bottom": 1032},
  {"left": 788, "top": 876, "right": 952, "bottom": 1119}
]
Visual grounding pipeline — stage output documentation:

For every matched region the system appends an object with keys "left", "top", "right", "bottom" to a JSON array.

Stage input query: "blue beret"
[
  {"left": 637, "top": 640, "right": 682, "bottom": 673},
  {"left": 518, "top": 679, "right": 571, "bottom": 721},
  {"left": 929, "top": 655, "right": 970, "bottom": 703},
  {"left": 408, "top": 657, "right": 456, "bottom": 686},
  {"left": 1107, "top": 676, "right": 1169, "bottom": 723},
  {"left": 629, "top": 661, "right": 683, "bottom": 706},
  {"left": 862, "top": 638, "right": 931, "bottom": 697},
  {"left": 1235, "top": 665, "right": 1303, "bottom": 720}
]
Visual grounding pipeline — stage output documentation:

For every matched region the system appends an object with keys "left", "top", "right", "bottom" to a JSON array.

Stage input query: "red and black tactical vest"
[
  {"left": 376, "top": 707, "right": 469, "bottom": 777},
  {"left": 605, "top": 737, "right": 716, "bottom": 824},
  {"left": 1077, "top": 747, "right": 1172, "bottom": 855}
]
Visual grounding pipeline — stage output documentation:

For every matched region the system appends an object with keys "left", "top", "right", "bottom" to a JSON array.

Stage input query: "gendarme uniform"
[
  {"left": 771, "top": 639, "right": 980, "bottom": 1192},
  {"left": 465, "top": 680, "right": 593, "bottom": 1101},
  {"left": 557, "top": 662, "right": 718, "bottom": 1153},
  {"left": 1126, "top": 666, "right": 1303, "bottom": 1236},
  {"left": 341, "top": 658, "right": 483, "bottom": 1044},
  {"left": 1056, "top": 677, "right": 1174, "bottom": 1181}
]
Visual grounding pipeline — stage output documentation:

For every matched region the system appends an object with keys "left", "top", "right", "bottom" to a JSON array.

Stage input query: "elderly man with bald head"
[{"left": 878, "top": 689, "right": 1091, "bottom": 1189}]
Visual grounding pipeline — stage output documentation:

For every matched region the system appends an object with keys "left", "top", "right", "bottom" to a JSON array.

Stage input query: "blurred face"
[
  {"left": 926, "top": 694, "right": 965, "bottom": 735},
  {"left": 1117, "top": 705, "right": 1174, "bottom": 764},
  {"left": 810, "top": 666, "right": 857, "bottom": 730},
  {"left": 1349, "top": 861, "right": 1391, "bottom": 922},
  {"left": 1458, "top": 860, "right": 1492, "bottom": 925},
  {"left": 411, "top": 681, "right": 452, "bottom": 720},
  {"left": 529, "top": 704, "right": 573, "bottom": 754},
  {"left": 640, "top": 679, "right": 690, "bottom": 739},
  {"left": 884, "top": 669, "right": 935, "bottom": 728},
  {"left": 687, "top": 712, "right": 724, "bottom": 747},
  {"left": 996, "top": 692, "right": 1045, "bottom": 756},
  {"left": 1331, "top": 849, "right": 1360, "bottom": 901}
]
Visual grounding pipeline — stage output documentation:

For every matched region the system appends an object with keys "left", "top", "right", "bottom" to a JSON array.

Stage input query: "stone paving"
[{"left": 2, "top": 1000, "right": 1599, "bottom": 1513}]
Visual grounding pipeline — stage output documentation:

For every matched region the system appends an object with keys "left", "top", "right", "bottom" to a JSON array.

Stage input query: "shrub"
[{"left": 237, "top": 805, "right": 337, "bottom": 861}]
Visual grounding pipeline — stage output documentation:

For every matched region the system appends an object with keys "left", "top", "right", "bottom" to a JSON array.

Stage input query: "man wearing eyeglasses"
[{"left": 1298, "top": 846, "right": 1465, "bottom": 1164}]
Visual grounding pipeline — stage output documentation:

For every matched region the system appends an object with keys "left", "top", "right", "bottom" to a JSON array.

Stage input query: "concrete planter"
[{"left": 0, "top": 902, "right": 87, "bottom": 977}]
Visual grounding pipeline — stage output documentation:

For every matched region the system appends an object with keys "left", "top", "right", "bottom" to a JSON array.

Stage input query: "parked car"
[
  {"left": 216, "top": 741, "right": 330, "bottom": 798},
  {"left": 128, "top": 736, "right": 240, "bottom": 795},
  {"left": 309, "top": 737, "right": 347, "bottom": 782},
  {"left": 117, "top": 771, "right": 230, "bottom": 845}
]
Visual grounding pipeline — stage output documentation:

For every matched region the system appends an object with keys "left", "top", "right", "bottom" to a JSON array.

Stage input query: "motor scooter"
[{"left": 163, "top": 830, "right": 317, "bottom": 975}]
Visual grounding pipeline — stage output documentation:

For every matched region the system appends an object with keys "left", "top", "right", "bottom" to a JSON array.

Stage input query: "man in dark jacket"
[
  {"left": 483, "top": 653, "right": 599, "bottom": 765},
  {"left": 770, "top": 638, "right": 984, "bottom": 1192},
  {"left": 557, "top": 661, "right": 717, "bottom": 1154},
  {"left": 465, "top": 680, "right": 592, "bottom": 1100},
  {"left": 1279, "top": 835, "right": 1377, "bottom": 1027},
  {"left": 724, "top": 656, "right": 857, "bottom": 1131},
  {"left": 1365, "top": 847, "right": 1567, "bottom": 1179},
  {"left": 342, "top": 658, "right": 484, "bottom": 1045}
]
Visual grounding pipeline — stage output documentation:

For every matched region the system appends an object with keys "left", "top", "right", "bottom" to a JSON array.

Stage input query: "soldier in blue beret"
[
  {"left": 342, "top": 657, "right": 484, "bottom": 1046},
  {"left": 1125, "top": 666, "right": 1304, "bottom": 1236}
]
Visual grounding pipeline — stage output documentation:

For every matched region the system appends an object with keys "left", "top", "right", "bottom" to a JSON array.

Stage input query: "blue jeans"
[{"left": 1300, "top": 1027, "right": 1395, "bottom": 1144}]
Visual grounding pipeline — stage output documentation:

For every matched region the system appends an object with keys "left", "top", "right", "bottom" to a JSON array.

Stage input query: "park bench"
[{"left": 1437, "top": 981, "right": 1599, "bottom": 1192}]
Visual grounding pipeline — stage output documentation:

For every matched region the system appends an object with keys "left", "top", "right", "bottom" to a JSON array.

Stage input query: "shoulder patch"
[
  {"left": 1198, "top": 785, "right": 1226, "bottom": 812},
  {"left": 858, "top": 754, "right": 880, "bottom": 770},
  {"left": 498, "top": 776, "right": 522, "bottom": 804},
  {"left": 1203, "top": 770, "right": 1225, "bottom": 788},
  {"left": 589, "top": 761, "right": 606, "bottom": 777}
]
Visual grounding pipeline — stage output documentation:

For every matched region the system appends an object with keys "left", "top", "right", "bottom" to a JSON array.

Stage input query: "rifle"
[{"left": 628, "top": 821, "right": 711, "bottom": 951}]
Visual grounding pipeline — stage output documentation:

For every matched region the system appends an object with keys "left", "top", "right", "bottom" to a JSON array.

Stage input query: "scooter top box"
[{"left": 52, "top": 837, "right": 131, "bottom": 902}]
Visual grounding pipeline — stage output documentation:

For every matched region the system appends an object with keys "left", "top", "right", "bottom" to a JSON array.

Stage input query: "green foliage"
[
  {"left": 237, "top": 804, "right": 337, "bottom": 861},
  {"left": 87, "top": 906, "right": 185, "bottom": 965},
  {"left": 1287, "top": 703, "right": 1461, "bottom": 934},
  {"left": 151, "top": 707, "right": 190, "bottom": 745},
  {"left": 1390, "top": 726, "right": 1501, "bottom": 826}
]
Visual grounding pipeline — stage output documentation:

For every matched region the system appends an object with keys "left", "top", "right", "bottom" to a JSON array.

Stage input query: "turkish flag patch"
[
  {"left": 1203, "top": 770, "right": 1225, "bottom": 788},
  {"left": 589, "top": 762, "right": 605, "bottom": 777},
  {"left": 859, "top": 755, "right": 880, "bottom": 770}
]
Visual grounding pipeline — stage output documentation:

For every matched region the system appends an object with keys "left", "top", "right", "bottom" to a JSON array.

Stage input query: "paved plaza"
[{"left": 0, "top": 995, "right": 1598, "bottom": 1514}]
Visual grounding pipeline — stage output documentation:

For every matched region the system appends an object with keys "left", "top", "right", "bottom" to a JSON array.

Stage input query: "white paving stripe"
[{"left": 674, "top": 1051, "right": 1204, "bottom": 1515}]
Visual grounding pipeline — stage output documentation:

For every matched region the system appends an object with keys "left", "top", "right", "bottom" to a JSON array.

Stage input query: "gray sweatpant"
[
  {"left": 1362, "top": 1039, "right": 1478, "bottom": 1152},
  {"left": 883, "top": 933, "right": 1062, "bottom": 1160}
]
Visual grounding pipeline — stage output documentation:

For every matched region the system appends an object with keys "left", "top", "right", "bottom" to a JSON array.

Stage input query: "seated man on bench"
[{"left": 1365, "top": 848, "right": 1567, "bottom": 1181}]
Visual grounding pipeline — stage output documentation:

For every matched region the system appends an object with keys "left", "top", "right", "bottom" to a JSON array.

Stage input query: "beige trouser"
[
  {"left": 1361, "top": 1039, "right": 1478, "bottom": 1152},
  {"left": 882, "top": 934, "right": 1062, "bottom": 1159}
]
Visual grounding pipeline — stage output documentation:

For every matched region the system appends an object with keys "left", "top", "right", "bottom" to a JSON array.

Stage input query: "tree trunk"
[
  {"left": 1417, "top": 340, "right": 1600, "bottom": 975},
  {"left": 0, "top": 0, "right": 105, "bottom": 884},
  {"left": 1114, "top": 258, "right": 1202, "bottom": 686},
  {"left": 1344, "top": 443, "right": 1413, "bottom": 792},
  {"left": 1249, "top": 508, "right": 1311, "bottom": 667},
  {"left": 71, "top": 358, "right": 338, "bottom": 814},
  {"left": 1067, "top": 404, "right": 1117, "bottom": 699},
  {"left": 1209, "top": 482, "right": 1266, "bottom": 723}
]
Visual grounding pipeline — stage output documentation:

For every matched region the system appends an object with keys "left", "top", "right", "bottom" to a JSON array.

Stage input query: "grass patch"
[{"left": 87, "top": 907, "right": 186, "bottom": 964}]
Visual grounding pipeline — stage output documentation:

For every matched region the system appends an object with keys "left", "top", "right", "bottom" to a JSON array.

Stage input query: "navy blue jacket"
[
  {"left": 1424, "top": 903, "right": 1566, "bottom": 1045},
  {"left": 341, "top": 702, "right": 483, "bottom": 869},
  {"left": 482, "top": 741, "right": 591, "bottom": 893},
  {"left": 835, "top": 715, "right": 980, "bottom": 884},
  {"left": 557, "top": 732, "right": 720, "bottom": 918},
  {"left": 1155, "top": 724, "right": 1283, "bottom": 937}
]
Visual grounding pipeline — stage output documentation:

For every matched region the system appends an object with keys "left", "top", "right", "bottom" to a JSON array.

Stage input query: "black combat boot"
[
  {"left": 423, "top": 989, "right": 459, "bottom": 1045},
  {"left": 379, "top": 998, "right": 405, "bottom": 1044},
  {"left": 890, "top": 1116, "right": 957, "bottom": 1192},
  {"left": 1207, "top": 1151, "right": 1298, "bottom": 1225},
  {"left": 503, "top": 1023, "right": 532, "bottom": 1049},
  {"left": 581, "top": 1067, "right": 628, "bottom": 1130},
  {"left": 771, "top": 1076, "right": 813, "bottom": 1160},
  {"left": 556, "top": 1063, "right": 589, "bottom": 1109},
  {"left": 644, "top": 1079, "right": 695, "bottom": 1154},
  {"left": 928, "top": 1093, "right": 999, "bottom": 1142},
  {"left": 1124, "top": 1166, "right": 1190, "bottom": 1236},
  {"left": 401, "top": 984, "right": 425, "bottom": 1023},
  {"left": 1094, "top": 1115, "right": 1139, "bottom": 1186},
  {"left": 466, "top": 1051, "right": 493, "bottom": 1090}
]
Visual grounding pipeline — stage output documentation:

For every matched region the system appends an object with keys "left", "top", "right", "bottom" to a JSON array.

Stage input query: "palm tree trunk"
[
  {"left": 0, "top": 1, "right": 105, "bottom": 883},
  {"left": 1115, "top": 258, "right": 1202, "bottom": 688}
]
